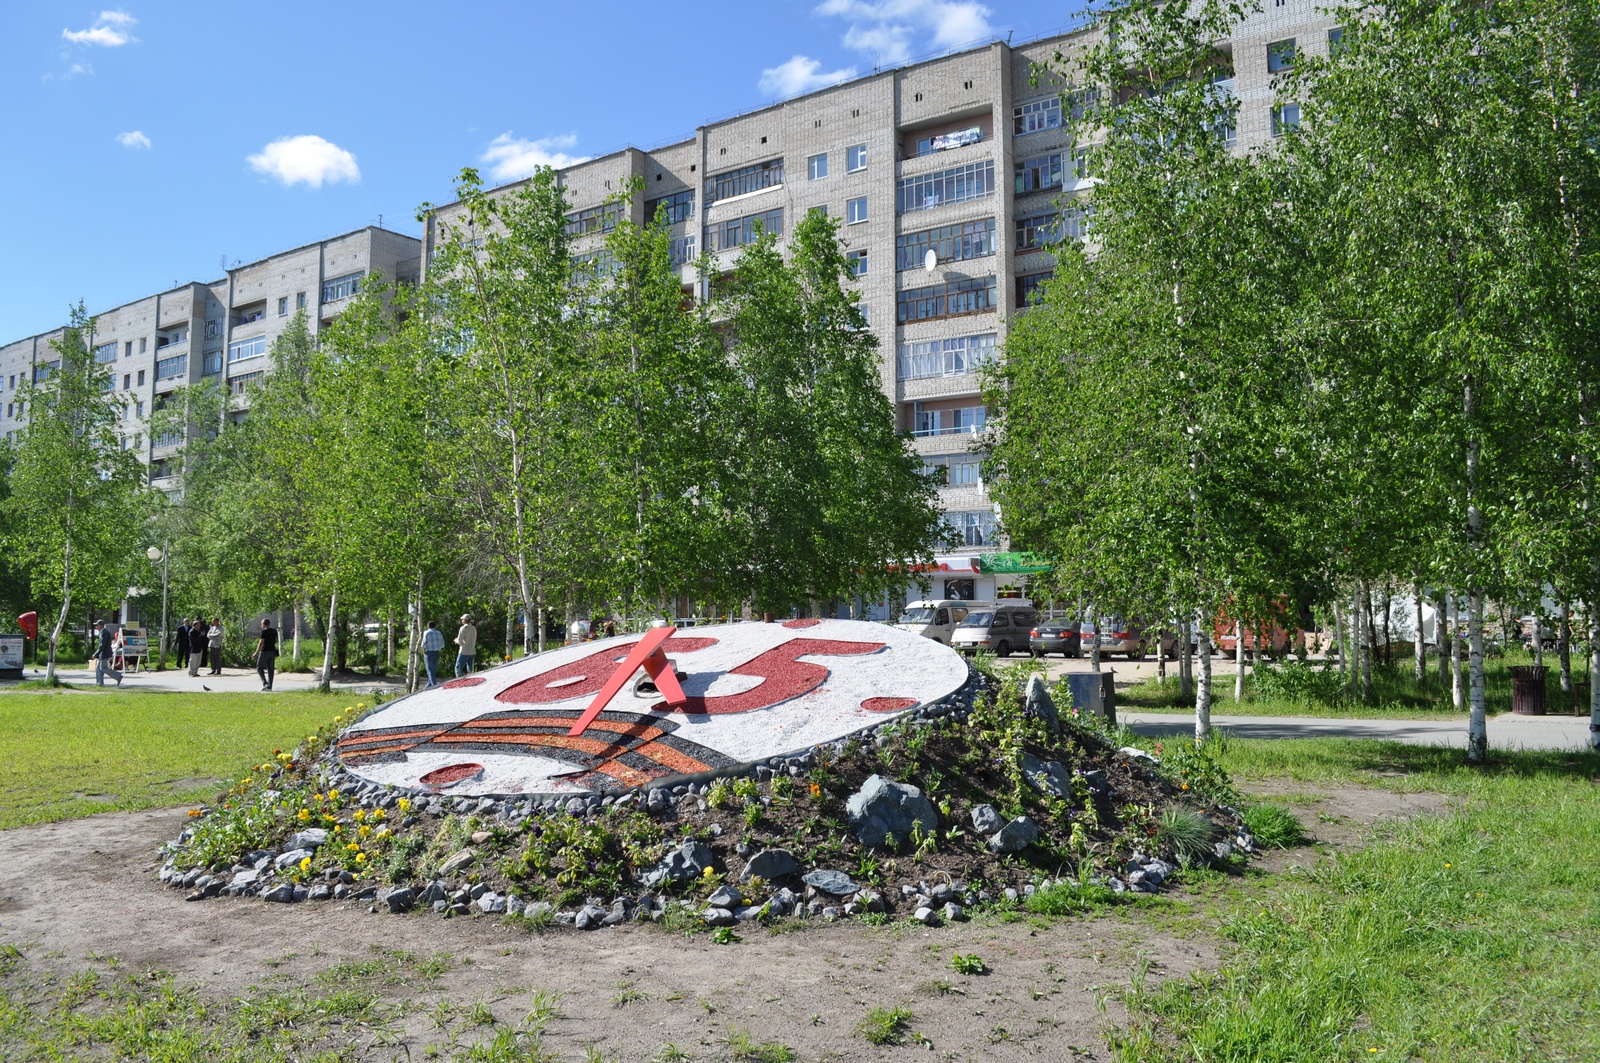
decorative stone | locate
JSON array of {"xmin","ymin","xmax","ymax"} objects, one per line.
[
  {"xmin": 438, "ymin": 848, "xmax": 476, "ymax": 876},
  {"xmin": 739, "ymin": 848, "xmax": 800, "ymax": 883},
  {"xmin": 477, "ymin": 892, "xmax": 507, "ymax": 914},
  {"xmin": 988, "ymin": 816, "xmax": 1039, "ymax": 854},
  {"xmin": 574, "ymin": 904, "xmax": 608, "ymax": 930},
  {"xmin": 802, "ymin": 869, "xmax": 858, "ymax": 896},
  {"xmin": 970, "ymin": 804, "xmax": 1003, "ymax": 834},
  {"xmin": 1024, "ymin": 674, "xmax": 1060, "ymax": 732},
  {"xmin": 706, "ymin": 885, "xmax": 744, "ymax": 909},
  {"xmin": 261, "ymin": 884, "xmax": 296, "ymax": 903},
  {"xmin": 943, "ymin": 902, "xmax": 965, "ymax": 921},
  {"xmin": 645, "ymin": 839, "xmax": 715, "ymax": 887},
  {"xmin": 913, "ymin": 906, "xmax": 937, "ymax": 925},
  {"xmin": 381, "ymin": 887, "xmax": 417, "ymax": 913},
  {"xmin": 1019, "ymin": 753, "xmax": 1072, "ymax": 798},
  {"xmin": 229, "ymin": 869, "xmax": 261, "ymax": 889},
  {"xmin": 702, "ymin": 907, "xmax": 736, "ymax": 927},
  {"xmin": 845, "ymin": 775, "xmax": 937, "ymax": 849},
  {"xmin": 288, "ymin": 828, "xmax": 328, "ymax": 850},
  {"xmin": 274, "ymin": 848, "xmax": 314, "ymax": 870}
]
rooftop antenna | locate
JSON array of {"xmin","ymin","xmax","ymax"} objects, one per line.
[{"xmin": 378, "ymin": 213, "xmax": 383, "ymax": 229}]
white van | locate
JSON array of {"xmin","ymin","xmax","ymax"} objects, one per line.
[{"xmin": 895, "ymin": 599, "xmax": 991, "ymax": 645}]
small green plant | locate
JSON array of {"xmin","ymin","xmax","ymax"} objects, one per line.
[
  {"xmin": 909, "ymin": 820, "xmax": 938, "ymax": 860},
  {"xmin": 742, "ymin": 802, "xmax": 763, "ymax": 828},
  {"xmin": 769, "ymin": 775, "xmax": 794, "ymax": 801},
  {"xmin": 712, "ymin": 925, "xmax": 740, "ymax": 945},
  {"xmin": 1241, "ymin": 803, "xmax": 1308, "ymax": 848},
  {"xmin": 857, "ymin": 1005, "xmax": 915, "ymax": 1046},
  {"xmin": 1158, "ymin": 738, "xmax": 1240, "ymax": 803},
  {"xmin": 1024, "ymin": 880, "xmax": 1120, "ymax": 916},
  {"xmin": 1157, "ymin": 806, "xmax": 1221, "ymax": 862},
  {"xmin": 525, "ymin": 987, "xmax": 562, "ymax": 1029},
  {"xmin": 723, "ymin": 1026, "xmax": 796, "ymax": 1062},
  {"xmin": 707, "ymin": 780, "xmax": 734, "ymax": 809},
  {"xmin": 653, "ymin": 1045, "xmax": 693, "ymax": 1063},
  {"xmin": 732, "ymin": 776, "xmax": 760, "ymax": 803},
  {"xmin": 951, "ymin": 953, "xmax": 988, "ymax": 975},
  {"xmin": 612, "ymin": 980, "xmax": 643, "ymax": 1006}
]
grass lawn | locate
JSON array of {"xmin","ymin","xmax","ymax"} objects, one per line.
[
  {"xmin": 1119, "ymin": 648, "xmax": 1582, "ymax": 719},
  {"xmin": 0, "ymin": 689, "xmax": 349, "ymax": 830},
  {"xmin": 1112, "ymin": 739, "xmax": 1600, "ymax": 1061}
]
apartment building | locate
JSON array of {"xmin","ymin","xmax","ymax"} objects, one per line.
[
  {"xmin": 420, "ymin": 1, "xmax": 1336, "ymax": 606},
  {"xmin": 0, "ymin": 227, "xmax": 420, "ymax": 492}
]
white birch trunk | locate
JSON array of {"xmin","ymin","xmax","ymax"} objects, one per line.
[
  {"xmin": 1233, "ymin": 620, "xmax": 1244, "ymax": 702},
  {"xmin": 1451, "ymin": 599, "xmax": 1465, "ymax": 710},
  {"xmin": 1333, "ymin": 602, "xmax": 1347, "ymax": 677},
  {"xmin": 292, "ymin": 605, "xmax": 302, "ymax": 663},
  {"xmin": 1467, "ymin": 587, "xmax": 1488, "ymax": 761},
  {"xmin": 1195, "ymin": 626, "xmax": 1213, "ymax": 742},
  {"xmin": 317, "ymin": 587, "xmax": 338, "ymax": 693},
  {"xmin": 1413, "ymin": 582, "xmax": 1426, "ymax": 682},
  {"xmin": 1558, "ymin": 600, "xmax": 1572, "ymax": 701},
  {"xmin": 1589, "ymin": 605, "xmax": 1599, "ymax": 750},
  {"xmin": 1532, "ymin": 614, "xmax": 1543, "ymax": 668}
]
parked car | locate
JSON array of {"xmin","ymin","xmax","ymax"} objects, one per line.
[
  {"xmin": 895, "ymin": 599, "xmax": 990, "ymax": 646},
  {"xmin": 1029, "ymin": 619, "xmax": 1082, "ymax": 658},
  {"xmin": 1093, "ymin": 615, "xmax": 1148, "ymax": 659},
  {"xmin": 951, "ymin": 603, "xmax": 1039, "ymax": 657}
]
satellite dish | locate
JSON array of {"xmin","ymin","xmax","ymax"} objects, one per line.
[{"xmin": 924, "ymin": 248, "xmax": 937, "ymax": 272}]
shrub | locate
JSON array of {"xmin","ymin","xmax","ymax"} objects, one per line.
[
  {"xmin": 1158, "ymin": 739, "xmax": 1239, "ymax": 804},
  {"xmin": 1252, "ymin": 661, "xmax": 1347, "ymax": 704},
  {"xmin": 1156, "ymin": 807, "xmax": 1219, "ymax": 862},
  {"xmin": 1241, "ymin": 803, "xmax": 1307, "ymax": 848}
]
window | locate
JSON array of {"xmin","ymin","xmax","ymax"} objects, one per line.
[
  {"xmin": 278, "ymin": 296, "xmax": 288, "ymax": 316},
  {"xmin": 897, "ymin": 160, "xmax": 996, "ymax": 213},
  {"xmin": 897, "ymin": 332, "xmax": 996, "ymax": 379},
  {"xmin": 940, "ymin": 461, "xmax": 979, "ymax": 486},
  {"xmin": 35, "ymin": 361, "xmax": 58, "ymax": 382},
  {"xmin": 853, "ymin": 302, "xmax": 870, "ymax": 327},
  {"xmin": 1267, "ymin": 38, "xmax": 1296, "ymax": 73},
  {"xmin": 296, "ymin": 292, "xmax": 306, "ymax": 310},
  {"xmin": 136, "ymin": 401, "xmax": 144, "ymax": 417},
  {"xmin": 137, "ymin": 369, "xmax": 146, "ymax": 385},
  {"xmin": 234, "ymin": 308, "xmax": 264, "ymax": 325},
  {"xmin": 139, "ymin": 337, "xmax": 147, "ymax": 353},
  {"xmin": 807, "ymin": 153, "xmax": 828, "ymax": 180},
  {"xmin": 958, "ymin": 511, "xmax": 995, "ymax": 546},
  {"xmin": 228, "ymin": 335, "xmax": 267, "ymax": 363},
  {"xmin": 1015, "ymin": 212, "xmax": 1062, "ymax": 251},
  {"xmin": 1271, "ymin": 103, "xmax": 1301, "ymax": 136},
  {"xmin": 155, "ymin": 354, "xmax": 187, "ymax": 381},
  {"xmin": 668, "ymin": 235, "xmax": 697, "ymax": 267},
  {"xmin": 124, "ymin": 341, "xmax": 132, "ymax": 358},
  {"xmin": 1013, "ymin": 96, "xmax": 1062, "ymax": 135},
  {"xmin": 204, "ymin": 318, "xmax": 223, "ymax": 340},
  {"xmin": 846, "ymin": 144, "xmax": 867, "ymax": 172},
  {"xmin": 896, "ymin": 219, "xmax": 997, "ymax": 270},
  {"xmin": 93, "ymin": 342, "xmax": 117, "ymax": 363},
  {"xmin": 846, "ymin": 196, "xmax": 868, "ymax": 224},
  {"xmin": 1017, "ymin": 272, "xmax": 1052, "ymax": 306},
  {"xmin": 122, "ymin": 374, "xmax": 130, "ymax": 389},
  {"xmin": 1015, "ymin": 152, "xmax": 1065, "ymax": 195},
  {"xmin": 153, "ymin": 430, "xmax": 182, "ymax": 448},
  {"xmin": 808, "ymin": 205, "xmax": 828, "ymax": 218},
  {"xmin": 1328, "ymin": 27, "xmax": 1345, "ymax": 55},
  {"xmin": 708, "ymin": 158, "xmax": 784, "ymax": 203},
  {"xmin": 896, "ymin": 276, "xmax": 997, "ymax": 322},
  {"xmin": 914, "ymin": 127, "xmax": 982, "ymax": 155},
  {"xmin": 707, "ymin": 208, "xmax": 784, "ymax": 251},
  {"xmin": 847, "ymin": 249, "xmax": 868, "ymax": 276},
  {"xmin": 229, "ymin": 371, "xmax": 263, "ymax": 396},
  {"xmin": 645, "ymin": 189, "xmax": 695, "ymax": 224},
  {"xmin": 565, "ymin": 203, "xmax": 622, "ymax": 236},
  {"xmin": 1062, "ymin": 206, "xmax": 1093, "ymax": 240},
  {"xmin": 321, "ymin": 272, "xmax": 364, "ymax": 302},
  {"xmin": 574, "ymin": 250, "xmax": 619, "ymax": 279},
  {"xmin": 912, "ymin": 403, "xmax": 986, "ymax": 436},
  {"xmin": 202, "ymin": 351, "xmax": 222, "ymax": 376}
]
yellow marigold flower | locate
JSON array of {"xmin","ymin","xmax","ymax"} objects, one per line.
[
  {"xmin": 701, "ymin": 865, "xmax": 714, "ymax": 878},
  {"xmin": 346, "ymin": 842, "xmax": 359, "ymax": 851},
  {"xmin": 809, "ymin": 783, "xmax": 822, "ymax": 798},
  {"xmin": 371, "ymin": 808, "xmax": 385, "ymax": 820},
  {"xmin": 327, "ymin": 790, "xmax": 339, "ymax": 801},
  {"xmin": 299, "ymin": 857, "xmax": 311, "ymax": 872},
  {"xmin": 376, "ymin": 827, "xmax": 391, "ymax": 839},
  {"xmin": 358, "ymin": 825, "xmax": 371, "ymax": 838},
  {"xmin": 356, "ymin": 702, "xmax": 366, "ymax": 709},
  {"xmin": 355, "ymin": 852, "xmax": 366, "ymax": 863},
  {"xmin": 297, "ymin": 809, "xmax": 311, "ymax": 822},
  {"xmin": 397, "ymin": 798, "xmax": 412, "ymax": 813},
  {"xmin": 352, "ymin": 809, "xmax": 365, "ymax": 821}
]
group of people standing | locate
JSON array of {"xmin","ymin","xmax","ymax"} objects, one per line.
[
  {"xmin": 173, "ymin": 617, "xmax": 225, "ymax": 677},
  {"xmin": 420, "ymin": 614, "xmax": 477, "ymax": 688}
]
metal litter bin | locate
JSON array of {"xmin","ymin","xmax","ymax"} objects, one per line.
[
  {"xmin": 1066, "ymin": 671, "xmax": 1117, "ymax": 725},
  {"xmin": 1508, "ymin": 665, "xmax": 1547, "ymax": 716}
]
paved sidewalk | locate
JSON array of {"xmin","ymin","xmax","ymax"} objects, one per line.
[
  {"xmin": 17, "ymin": 664, "xmax": 402, "ymax": 696},
  {"xmin": 1124, "ymin": 710, "xmax": 1596, "ymax": 752}
]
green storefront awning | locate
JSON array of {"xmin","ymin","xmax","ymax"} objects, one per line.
[{"xmin": 977, "ymin": 552, "xmax": 1053, "ymax": 575}]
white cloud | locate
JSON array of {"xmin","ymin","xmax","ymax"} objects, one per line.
[
  {"xmin": 62, "ymin": 10, "xmax": 137, "ymax": 47},
  {"xmin": 815, "ymin": 0, "xmax": 993, "ymax": 64},
  {"xmin": 116, "ymin": 130, "xmax": 151, "ymax": 149},
  {"xmin": 247, "ymin": 135, "xmax": 360, "ymax": 188},
  {"xmin": 759, "ymin": 55, "xmax": 858, "ymax": 97},
  {"xmin": 480, "ymin": 132, "xmax": 588, "ymax": 182}
]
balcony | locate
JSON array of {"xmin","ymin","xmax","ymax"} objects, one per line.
[{"xmin": 910, "ymin": 430, "xmax": 985, "ymax": 457}]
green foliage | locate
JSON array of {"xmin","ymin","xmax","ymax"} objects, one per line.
[
  {"xmin": 502, "ymin": 807, "xmax": 665, "ymax": 898},
  {"xmin": 722, "ymin": 1026, "xmax": 796, "ymax": 1062},
  {"xmin": 1240, "ymin": 803, "xmax": 1308, "ymax": 849},
  {"xmin": 950, "ymin": 953, "xmax": 988, "ymax": 976},
  {"xmin": 1155, "ymin": 807, "xmax": 1219, "ymax": 863},
  {"xmin": 856, "ymin": 1005, "xmax": 915, "ymax": 1046},
  {"xmin": 1023, "ymin": 880, "xmax": 1122, "ymax": 917},
  {"xmin": 1251, "ymin": 662, "xmax": 1350, "ymax": 704},
  {"xmin": 1157, "ymin": 738, "xmax": 1240, "ymax": 805}
]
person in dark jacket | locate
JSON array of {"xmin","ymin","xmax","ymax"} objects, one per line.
[
  {"xmin": 187, "ymin": 621, "xmax": 206, "ymax": 677},
  {"xmin": 173, "ymin": 617, "xmax": 190, "ymax": 670}
]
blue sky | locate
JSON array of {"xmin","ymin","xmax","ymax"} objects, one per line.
[{"xmin": 0, "ymin": 1, "xmax": 1080, "ymax": 343}]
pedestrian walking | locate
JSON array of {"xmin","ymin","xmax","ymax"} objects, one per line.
[
  {"xmin": 187, "ymin": 620, "xmax": 206, "ymax": 677},
  {"xmin": 454, "ymin": 614, "xmax": 478, "ymax": 676},
  {"xmin": 92, "ymin": 620, "xmax": 123, "ymax": 687},
  {"xmin": 173, "ymin": 617, "xmax": 190, "ymax": 670},
  {"xmin": 422, "ymin": 620, "xmax": 444, "ymax": 687},
  {"xmin": 254, "ymin": 618, "xmax": 279, "ymax": 691},
  {"xmin": 207, "ymin": 618, "xmax": 224, "ymax": 675}
]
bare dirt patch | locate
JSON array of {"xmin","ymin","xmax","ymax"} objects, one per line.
[
  {"xmin": 1237, "ymin": 778, "xmax": 1459, "ymax": 872},
  {"xmin": 0, "ymin": 808, "xmax": 1217, "ymax": 1061}
]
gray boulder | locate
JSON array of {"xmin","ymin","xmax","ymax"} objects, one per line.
[
  {"xmin": 574, "ymin": 904, "xmax": 608, "ymax": 930},
  {"xmin": 803, "ymin": 869, "xmax": 858, "ymax": 896},
  {"xmin": 476, "ymin": 892, "xmax": 507, "ymax": 914},
  {"xmin": 438, "ymin": 848, "xmax": 477, "ymax": 876},
  {"xmin": 913, "ymin": 905, "xmax": 937, "ymax": 925},
  {"xmin": 1019, "ymin": 753, "xmax": 1072, "ymax": 798},
  {"xmin": 381, "ymin": 887, "xmax": 418, "ymax": 913},
  {"xmin": 261, "ymin": 884, "xmax": 297, "ymax": 903},
  {"xmin": 1024, "ymin": 674, "xmax": 1060, "ymax": 732},
  {"xmin": 645, "ymin": 839, "xmax": 715, "ymax": 887},
  {"xmin": 739, "ymin": 848, "xmax": 801, "ymax": 883},
  {"xmin": 229, "ymin": 868, "xmax": 261, "ymax": 889},
  {"xmin": 987, "ymin": 816, "xmax": 1039, "ymax": 854},
  {"xmin": 706, "ymin": 884, "xmax": 744, "ymax": 909},
  {"xmin": 274, "ymin": 848, "xmax": 314, "ymax": 870},
  {"xmin": 702, "ymin": 907, "xmax": 736, "ymax": 927},
  {"xmin": 845, "ymin": 774, "xmax": 937, "ymax": 849},
  {"xmin": 970, "ymin": 804, "xmax": 1003, "ymax": 835},
  {"xmin": 288, "ymin": 828, "xmax": 328, "ymax": 850}
]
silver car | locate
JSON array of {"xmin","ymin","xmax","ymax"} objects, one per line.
[{"xmin": 951, "ymin": 607, "xmax": 1039, "ymax": 657}]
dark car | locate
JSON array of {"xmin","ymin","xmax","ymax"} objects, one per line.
[{"xmin": 1029, "ymin": 620, "xmax": 1082, "ymax": 658}]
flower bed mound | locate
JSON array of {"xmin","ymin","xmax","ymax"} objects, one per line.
[{"xmin": 159, "ymin": 669, "xmax": 1258, "ymax": 927}]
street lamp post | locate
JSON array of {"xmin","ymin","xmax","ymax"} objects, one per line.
[{"xmin": 146, "ymin": 545, "xmax": 168, "ymax": 670}]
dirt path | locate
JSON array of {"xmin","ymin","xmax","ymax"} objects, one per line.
[{"xmin": 0, "ymin": 808, "xmax": 1215, "ymax": 1061}]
